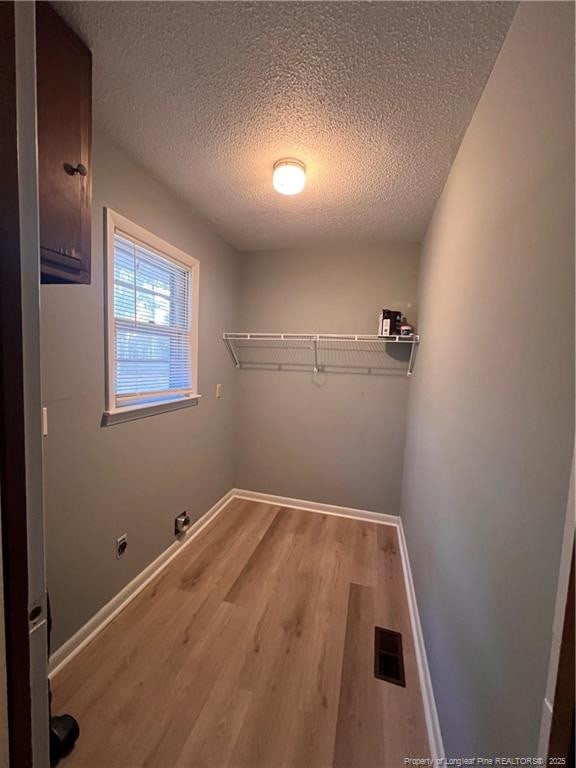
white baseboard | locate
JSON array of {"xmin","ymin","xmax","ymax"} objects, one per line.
[
  {"xmin": 232, "ymin": 488, "xmax": 401, "ymax": 527},
  {"xmin": 48, "ymin": 488, "xmax": 237, "ymax": 678},
  {"xmin": 48, "ymin": 486, "xmax": 444, "ymax": 760},
  {"xmin": 398, "ymin": 518, "xmax": 445, "ymax": 761}
]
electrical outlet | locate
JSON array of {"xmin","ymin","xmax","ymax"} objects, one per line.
[
  {"xmin": 216, "ymin": 383, "xmax": 223, "ymax": 399},
  {"xmin": 116, "ymin": 534, "xmax": 128, "ymax": 559},
  {"xmin": 174, "ymin": 511, "xmax": 191, "ymax": 536}
]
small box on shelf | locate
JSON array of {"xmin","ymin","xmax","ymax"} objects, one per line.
[{"xmin": 378, "ymin": 309, "xmax": 403, "ymax": 337}]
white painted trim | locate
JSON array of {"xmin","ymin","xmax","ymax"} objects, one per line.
[
  {"xmin": 231, "ymin": 488, "xmax": 401, "ymax": 527},
  {"xmin": 48, "ymin": 487, "xmax": 444, "ymax": 761},
  {"xmin": 103, "ymin": 207, "xmax": 200, "ymax": 417},
  {"xmin": 538, "ymin": 698, "xmax": 554, "ymax": 760},
  {"xmin": 397, "ymin": 519, "xmax": 445, "ymax": 761},
  {"xmin": 48, "ymin": 488, "xmax": 236, "ymax": 678},
  {"xmin": 102, "ymin": 394, "xmax": 201, "ymax": 426}
]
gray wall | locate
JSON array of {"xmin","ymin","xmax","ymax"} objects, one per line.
[
  {"xmin": 401, "ymin": 2, "xmax": 574, "ymax": 757},
  {"xmin": 236, "ymin": 244, "xmax": 419, "ymax": 513},
  {"xmin": 41, "ymin": 129, "xmax": 240, "ymax": 650}
]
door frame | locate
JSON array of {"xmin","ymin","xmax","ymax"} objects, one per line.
[
  {"xmin": 538, "ymin": 450, "xmax": 575, "ymax": 759},
  {"xmin": 0, "ymin": 1, "xmax": 50, "ymax": 765},
  {"xmin": 548, "ymin": 546, "xmax": 574, "ymax": 760}
]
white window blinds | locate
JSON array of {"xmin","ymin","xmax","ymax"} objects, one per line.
[{"xmin": 111, "ymin": 232, "xmax": 194, "ymax": 408}]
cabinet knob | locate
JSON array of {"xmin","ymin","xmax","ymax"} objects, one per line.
[{"xmin": 63, "ymin": 162, "xmax": 88, "ymax": 177}]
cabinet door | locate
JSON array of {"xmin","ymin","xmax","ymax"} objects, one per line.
[{"xmin": 36, "ymin": 1, "xmax": 92, "ymax": 284}]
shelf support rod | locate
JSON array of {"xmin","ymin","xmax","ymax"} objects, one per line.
[
  {"xmin": 224, "ymin": 336, "xmax": 241, "ymax": 368},
  {"xmin": 313, "ymin": 338, "xmax": 319, "ymax": 373},
  {"xmin": 407, "ymin": 339, "xmax": 418, "ymax": 377}
]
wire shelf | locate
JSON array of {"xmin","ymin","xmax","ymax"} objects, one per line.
[{"xmin": 223, "ymin": 333, "xmax": 420, "ymax": 377}]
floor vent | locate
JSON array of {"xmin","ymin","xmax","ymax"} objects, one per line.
[{"xmin": 374, "ymin": 627, "xmax": 406, "ymax": 687}]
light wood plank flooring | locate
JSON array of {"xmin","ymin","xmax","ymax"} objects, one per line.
[{"xmin": 52, "ymin": 499, "xmax": 429, "ymax": 767}]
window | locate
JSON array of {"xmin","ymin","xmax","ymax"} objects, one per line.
[{"xmin": 104, "ymin": 209, "xmax": 200, "ymax": 424}]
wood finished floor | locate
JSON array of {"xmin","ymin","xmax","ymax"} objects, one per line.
[{"xmin": 52, "ymin": 499, "xmax": 429, "ymax": 767}]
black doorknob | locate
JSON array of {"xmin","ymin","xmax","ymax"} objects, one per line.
[{"xmin": 63, "ymin": 162, "xmax": 88, "ymax": 177}]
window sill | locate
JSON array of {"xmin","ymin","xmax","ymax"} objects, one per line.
[{"xmin": 102, "ymin": 394, "xmax": 201, "ymax": 426}]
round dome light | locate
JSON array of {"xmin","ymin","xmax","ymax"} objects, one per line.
[{"xmin": 272, "ymin": 158, "xmax": 306, "ymax": 196}]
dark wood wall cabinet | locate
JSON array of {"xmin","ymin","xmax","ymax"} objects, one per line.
[{"xmin": 36, "ymin": 1, "xmax": 92, "ymax": 284}]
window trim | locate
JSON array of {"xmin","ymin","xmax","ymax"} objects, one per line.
[{"xmin": 103, "ymin": 207, "xmax": 200, "ymax": 424}]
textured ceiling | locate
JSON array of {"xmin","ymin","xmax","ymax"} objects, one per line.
[{"xmin": 54, "ymin": 1, "xmax": 516, "ymax": 251}]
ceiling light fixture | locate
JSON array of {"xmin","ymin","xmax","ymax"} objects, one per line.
[{"xmin": 272, "ymin": 158, "xmax": 306, "ymax": 196}]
